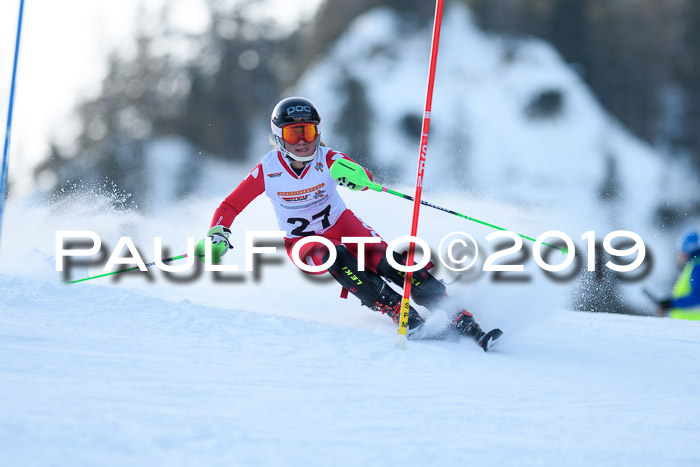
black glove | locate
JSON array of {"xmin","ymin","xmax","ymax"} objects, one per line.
[{"xmin": 335, "ymin": 176, "xmax": 363, "ymax": 191}]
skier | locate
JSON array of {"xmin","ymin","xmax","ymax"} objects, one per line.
[
  {"xmin": 655, "ymin": 229, "xmax": 700, "ymax": 320},
  {"xmin": 195, "ymin": 96, "xmax": 502, "ymax": 350}
]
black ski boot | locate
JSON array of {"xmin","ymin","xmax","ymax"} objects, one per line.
[
  {"xmin": 370, "ymin": 282, "xmax": 426, "ymax": 335},
  {"xmin": 452, "ymin": 310, "xmax": 502, "ymax": 352},
  {"xmin": 377, "ymin": 251, "xmax": 502, "ymax": 348}
]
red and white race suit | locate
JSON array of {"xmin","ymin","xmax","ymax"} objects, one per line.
[{"xmin": 211, "ymin": 146, "xmax": 388, "ymax": 273}]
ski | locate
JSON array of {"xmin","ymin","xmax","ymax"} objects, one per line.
[{"xmin": 478, "ymin": 328, "xmax": 503, "ymax": 352}]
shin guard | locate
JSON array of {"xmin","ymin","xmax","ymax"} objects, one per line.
[{"xmin": 327, "ymin": 245, "xmax": 425, "ymax": 333}]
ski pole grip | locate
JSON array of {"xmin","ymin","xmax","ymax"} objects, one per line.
[{"xmin": 330, "ymin": 159, "xmax": 383, "ymax": 192}]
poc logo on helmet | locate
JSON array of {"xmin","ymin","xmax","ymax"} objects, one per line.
[{"xmin": 287, "ymin": 105, "xmax": 312, "ymax": 115}]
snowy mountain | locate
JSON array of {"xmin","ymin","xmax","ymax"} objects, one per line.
[
  {"xmin": 293, "ymin": 4, "xmax": 694, "ymax": 212},
  {"xmin": 2, "ymin": 3, "xmax": 700, "ymax": 465}
]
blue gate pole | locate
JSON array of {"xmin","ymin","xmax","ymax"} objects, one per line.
[{"xmin": 0, "ymin": 0, "xmax": 26, "ymax": 252}]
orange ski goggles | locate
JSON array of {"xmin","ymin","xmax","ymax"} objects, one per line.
[{"xmin": 281, "ymin": 123, "xmax": 318, "ymax": 145}]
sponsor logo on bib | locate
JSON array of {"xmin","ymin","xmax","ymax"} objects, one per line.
[{"xmin": 278, "ymin": 183, "xmax": 325, "ymax": 203}]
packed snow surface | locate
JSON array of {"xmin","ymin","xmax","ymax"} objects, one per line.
[{"xmin": 1, "ymin": 273, "xmax": 699, "ymax": 466}]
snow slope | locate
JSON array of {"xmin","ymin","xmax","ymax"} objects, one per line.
[
  {"xmin": 1, "ymin": 184, "xmax": 700, "ymax": 465},
  {"xmin": 2, "ymin": 272, "xmax": 700, "ymax": 466}
]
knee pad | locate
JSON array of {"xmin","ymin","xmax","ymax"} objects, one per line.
[{"xmin": 376, "ymin": 250, "xmax": 446, "ymax": 308}]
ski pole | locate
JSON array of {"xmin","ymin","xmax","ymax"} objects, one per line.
[
  {"xmin": 642, "ymin": 287, "xmax": 662, "ymax": 305},
  {"xmin": 64, "ymin": 254, "xmax": 190, "ymax": 284},
  {"xmin": 0, "ymin": 0, "xmax": 26, "ymax": 253},
  {"xmin": 330, "ymin": 158, "xmax": 568, "ymax": 254},
  {"xmin": 393, "ymin": 0, "xmax": 445, "ymax": 348}
]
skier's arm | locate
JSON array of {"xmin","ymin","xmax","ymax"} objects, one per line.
[
  {"xmin": 194, "ymin": 164, "xmax": 265, "ymax": 264},
  {"xmin": 327, "ymin": 151, "xmax": 374, "ymax": 191},
  {"xmin": 211, "ymin": 164, "xmax": 265, "ymax": 228}
]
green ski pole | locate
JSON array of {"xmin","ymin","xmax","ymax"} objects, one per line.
[
  {"xmin": 330, "ymin": 159, "xmax": 567, "ymax": 254},
  {"xmin": 64, "ymin": 254, "xmax": 190, "ymax": 284}
]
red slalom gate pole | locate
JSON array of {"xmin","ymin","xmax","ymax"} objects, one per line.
[{"xmin": 396, "ymin": 0, "xmax": 444, "ymax": 349}]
